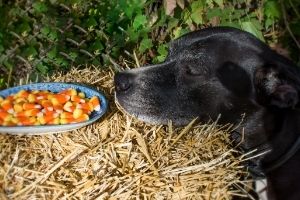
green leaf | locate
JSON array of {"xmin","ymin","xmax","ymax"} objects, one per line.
[
  {"xmin": 0, "ymin": 45, "xmax": 4, "ymax": 53},
  {"xmin": 3, "ymin": 60, "xmax": 13, "ymax": 70},
  {"xmin": 120, "ymin": 0, "xmax": 133, "ymax": 18},
  {"xmin": 69, "ymin": 52, "xmax": 78, "ymax": 60},
  {"xmin": 139, "ymin": 37, "xmax": 153, "ymax": 53},
  {"xmin": 156, "ymin": 9, "xmax": 168, "ymax": 26},
  {"xmin": 167, "ymin": 18, "xmax": 179, "ymax": 31},
  {"xmin": 48, "ymin": 30, "xmax": 58, "ymax": 41},
  {"xmin": 207, "ymin": 8, "xmax": 222, "ymax": 20},
  {"xmin": 133, "ymin": 15, "xmax": 147, "ymax": 30},
  {"xmin": 111, "ymin": 46, "xmax": 120, "ymax": 58},
  {"xmin": 47, "ymin": 47, "xmax": 57, "ymax": 59},
  {"xmin": 250, "ymin": 19, "xmax": 263, "ymax": 30},
  {"xmin": 33, "ymin": 2, "xmax": 48, "ymax": 13},
  {"xmin": 173, "ymin": 27, "xmax": 190, "ymax": 39},
  {"xmin": 0, "ymin": 78, "xmax": 5, "ymax": 89},
  {"xmin": 127, "ymin": 27, "xmax": 140, "ymax": 42},
  {"xmin": 120, "ymin": 0, "xmax": 146, "ymax": 18},
  {"xmin": 18, "ymin": 22, "xmax": 31, "ymax": 34},
  {"xmin": 231, "ymin": 9, "xmax": 246, "ymax": 19},
  {"xmin": 24, "ymin": 46, "xmax": 38, "ymax": 58},
  {"xmin": 156, "ymin": 55, "xmax": 166, "ymax": 63},
  {"xmin": 264, "ymin": 1, "xmax": 281, "ymax": 19},
  {"xmin": 36, "ymin": 63, "xmax": 49, "ymax": 74},
  {"xmin": 91, "ymin": 39, "xmax": 104, "ymax": 51},
  {"xmin": 55, "ymin": 57, "xmax": 68, "ymax": 67},
  {"xmin": 241, "ymin": 21, "xmax": 265, "ymax": 42},
  {"xmin": 156, "ymin": 44, "xmax": 168, "ymax": 62},
  {"xmin": 41, "ymin": 26, "xmax": 50, "ymax": 36},
  {"xmin": 190, "ymin": 0, "xmax": 204, "ymax": 24},
  {"xmin": 182, "ymin": 10, "xmax": 193, "ymax": 26},
  {"xmin": 265, "ymin": 18, "xmax": 274, "ymax": 29},
  {"xmin": 157, "ymin": 44, "xmax": 168, "ymax": 56},
  {"xmin": 220, "ymin": 21, "xmax": 240, "ymax": 29},
  {"xmin": 87, "ymin": 17, "xmax": 98, "ymax": 28},
  {"xmin": 213, "ymin": 0, "xmax": 224, "ymax": 8}
]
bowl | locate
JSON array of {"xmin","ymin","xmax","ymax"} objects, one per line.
[{"xmin": 0, "ymin": 82, "xmax": 108, "ymax": 135}]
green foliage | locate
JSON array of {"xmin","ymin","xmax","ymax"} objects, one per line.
[
  {"xmin": 279, "ymin": 0, "xmax": 300, "ymax": 64},
  {"xmin": 264, "ymin": 0, "xmax": 281, "ymax": 29},
  {"xmin": 0, "ymin": 0, "xmax": 299, "ymax": 89}
]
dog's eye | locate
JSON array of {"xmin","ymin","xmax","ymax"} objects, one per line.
[{"xmin": 185, "ymin": 66, "xmax": 201, "ymax": 76}]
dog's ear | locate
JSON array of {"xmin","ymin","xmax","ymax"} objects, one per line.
[
  {"xmin": 270, "ymin": 84, "xmax": 298, "ymax": 108},
  {"xmin": 217, "ymin": 62, "xmax": 252, "ymax": 97},
  {"xmin": 255, "ymin": 63, "xmax": 299, "ymax": 108}
]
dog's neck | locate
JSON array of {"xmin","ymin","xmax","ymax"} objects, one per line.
[
  {"xmin": 261, "ymin": 109, "xmax": 300, "ymax": 170},
  {"xmin": 260, "ymin": 109, "xmax": 300, "ymax": 199},
  {"xmin": 236, "ymin": 108, "xmax": 300, "ymax": 178}
]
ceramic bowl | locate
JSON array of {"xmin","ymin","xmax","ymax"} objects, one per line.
[{"xmin": 0, "ymin": 82, "xmax": 108, "ymax": 135}]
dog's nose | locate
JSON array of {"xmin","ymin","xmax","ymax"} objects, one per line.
[{"xmin": 114, "ymin": 72, "xmax": 132, "ymax": 92}]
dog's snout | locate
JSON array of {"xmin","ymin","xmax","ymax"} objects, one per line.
[{"xmin": 114, "ymin": 72, "xmax": 133, "ymax": 92}]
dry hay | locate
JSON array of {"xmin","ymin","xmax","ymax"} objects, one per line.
[{"xmin": 0, "ymin": 67, "xmax": 254, "ymax": 200}]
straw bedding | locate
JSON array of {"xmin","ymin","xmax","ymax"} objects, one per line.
[{"xmin": 0, "ymin": 67, "xmax": 254, "ymax": 199}]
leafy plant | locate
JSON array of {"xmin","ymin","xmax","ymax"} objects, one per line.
[{"xmin": 0, "ymin": 0, "xmax": 298, "ymax": 89}]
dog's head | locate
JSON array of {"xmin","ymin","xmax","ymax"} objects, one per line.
[{"xmin": 115, "ymin": 27, "xmax": 300, "ymax": 126}]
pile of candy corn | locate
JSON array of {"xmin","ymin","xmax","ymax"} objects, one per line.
[{"xmin": 0, "ymin": 88, "xmax": 101, "ymax": 126}]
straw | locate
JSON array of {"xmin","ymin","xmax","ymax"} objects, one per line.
[{"xmin": 0, "ymin": 67, "xmax": 255, "ymax": 199}]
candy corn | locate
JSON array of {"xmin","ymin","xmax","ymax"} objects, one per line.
[
  {"xmin": 27, "ymin": 93, "xmax": 37, "ymax": 103},
  {"xmin": 71, "ymin": 95, "xmax": 85, "ymax": 103},
  {"xmin": 0, "ymin": 88, "xmax": 101, "ymax": 126},
  {"xmin": 73, "ymin": 108, "xmax": 83, "ymax": 119},
  {"xmin": 15, "ymin": 97, "xmax": 27, "ymax": 104},
  {"xmin": 0, "ymin": 109, "xmax": 13, "ymax": 121},
  {"xmin": 16, "ymin": 90, "xmax": 29, "ymax": 98},
  {"xmin": 36, "ymin": 91, "xmax": 49, "ymax": 100},
  {"xmin": 90, "ymin": 96, "xmax": 101, "ymax": 111},
  {"xmin": 60, "ymin": 117, "xmax": 72, "ymax": 125},
  {"xmin": 17, "ymin": 117, "xmax": 36, "ymax": 126},
  {"xmin": 1, "ymin": 100, "xmax": 14, "ymax": 114},
  {"xmin": 74, "ymin": 114, "xmax": 89, "ymax": 123},
  {"xmin": 15, "ymin": 108, "xmax": 41, "ymax": 117},
  {"xmin": 50, "ymin": 94, "xmax": 70, "ymax": 105},
  {"xmin": 42, "ymin": 109, "xmax": 59, "ymax": 117},
  {"xmin": 78, "ymin": 92, "xmax": 85, "ymax": 98},
  {"xmin": 76, "ymin": 102, "xmax": 93, "ymax": 112},
  {"xmin": 6, "ymin": 96, "xmax": 14, "ymax": 101},
  {"xmin": 11, "ymin": 117, "xmax": 18, "ymax": 124},
  {"xmin": 2, "ymin": 121, "xmax": 17, "ymax": 126},
  {"xmin": 63, "ymin": 101, "xmax": 76, "ymax": 112},
  {"xmin": 38, "ymin": 113, "xmax": 58, "ymax": 125},
  {"xmin": 59, "ymin": 88, "xmax": 77, "ymax": 96},
  {"xmin": 13, "ymin": 103, "xmax": 24, "ymax": 113},
  {"xmin": 53, "ymin": 104, "xmax": 63, "ymax": 113},
  {"xmin": 47, "ymin": 118, "xmax": 60, "ymax": 125},
  {"xmin": 23, "ymin": 103, "xmax": 42, "ymax": 110},
  {"xmin": 40, "ymin": 100, "xmax": 53, "ymax": 111},
  {"xmin": 60, "ymin": 112, "xmax": 74, "ymax": 119}
]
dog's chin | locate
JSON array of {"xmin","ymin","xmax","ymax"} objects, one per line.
[
  {"xmin": 121, "ymin": 110, "xmax": 191, "ymax": 126},
  {"xmin": 116, "ymin": 97, "xmax": 165, "ymax": 125},
  {"xmin": 115, "ymin": 96, "xmax": 192, "ymax": 126}
]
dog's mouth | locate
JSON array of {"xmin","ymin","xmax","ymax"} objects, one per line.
[
  {"xmin": 115, "ymin": 92, "xmax": 165, "ymax": 124},
  {"xmin": 115, "ymin": 91, "xmax": 201, "ymax": 126}
]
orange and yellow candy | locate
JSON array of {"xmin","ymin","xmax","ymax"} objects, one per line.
[{"xmin": 0, "ymin": 88, "xmax": 101, "ymax": 126}]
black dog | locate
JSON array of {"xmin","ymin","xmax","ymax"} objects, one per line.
[{"xmin": 114, "ymin": 27, "xmax": 300, "ymax": 200}]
